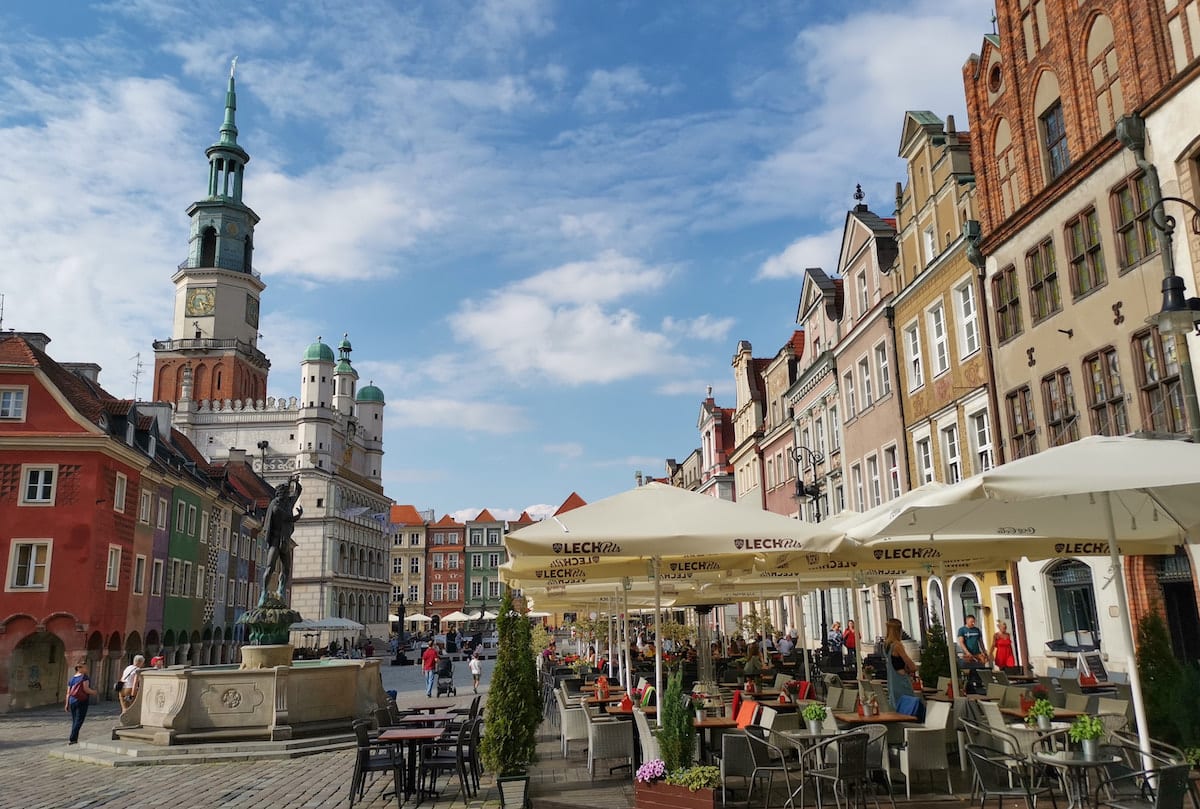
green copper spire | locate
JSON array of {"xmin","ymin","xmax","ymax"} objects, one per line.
[{"xmin": 219, "ymin": 57, "xmax": 239, "ymax": 147}]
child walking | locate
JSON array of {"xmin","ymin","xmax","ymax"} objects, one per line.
[{"xmin": 468, "ymin": 651, "xmax": 482, "ymax": 693}]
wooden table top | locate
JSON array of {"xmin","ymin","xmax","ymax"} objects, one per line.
[
  {"xmin": 1000, "ymin": 707, "xmax": 1085, "ymax": 720},
  {"xmin": 834, "ymin": 711, "xmax": 917, "ymax": 724},
  {"xmin": 389, "ymin": 713, "xmax": 457, "ymax": 724},
  {"xmin": 695, "ymin": 717, "xmax": 737, "ymax": 729},
  {"xmin": 585, "ymin": 695, "xmax": 627, "ymax": 705},
  {"xmin": 607, "ymin": 705, "xmax": 656, "ymax": 717},
  {"xmin": 379, "ymin": 727, "xmax": 446, "ymax": 742},
  {"xmin": 404, "ymin": 699, "xmax": 458, "ymax": 712}
]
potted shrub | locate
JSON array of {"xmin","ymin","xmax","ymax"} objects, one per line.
[
  {"xmin": 1069, "ymin": 715, "xmax": 1105, "ymax": 759},
  {"xmin": 802, "ymin": 702, "xmax": 828, "ymax": 734},
  {"xmin": 635, "ymin": 670, "xmax": 718, "ymax": 809},
  {"xmin": 481, "ymin": 590, "xmax": 540, "ymax": 807},
  {"xmin": 1026, "ymin": 698, "xmax": 1056, "ymax": 731},
  {"xmin": 918, "ymin": 621, "xmax": 951, "ymax": 690}
]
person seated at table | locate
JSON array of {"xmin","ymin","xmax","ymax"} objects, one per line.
[
  {"xmin": 742, "ymin": 641, "xmax": 764, "ymax": 686},
  {"xmin": 884, "ymin": 618, "xmax": 918, "ymax": 710},
  {"xmin": 642, "ymin": 640, "xmax": 657, "ymax": 659},
  {"xmin": 583, "ymin": 645, "xmax": 597, "ymax": 666},
  {"xmin": 777, "ymin": 632, "xmax": 795, "ymax": 656},
  {"xmin": 956, "ymin": 614, "xmax": 990, "ymax": 666},
  {"xmin": 542, "ymin": 640, "xmax": 557, "ymax": 663}
]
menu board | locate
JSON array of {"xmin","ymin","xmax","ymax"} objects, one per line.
[{"xmin": 1077, "ymin": 651, "xmax": 1108, "ymax": 683}]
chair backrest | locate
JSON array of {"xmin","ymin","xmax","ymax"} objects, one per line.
[
  {"xmin": 1095, "ymin": 712, "xmax": 1127, "ymax": 737},
  {"xmin": 633, "ymin": 709, "xmax": 660, "ymax": 760},
  {"xmin": 1060, "ymin": 676, "xmax": 1084, "ymax": 695},
  {"xmin": 831, "ymin": 731, "xmax": 870, "ymax": 780},
  {"xmin": 374, "ymin": 707, "xmax": 392, "ymax": 729},
  {"xmin": 858, "ymin": 723, "xmax": 889, "ymax": 770},
  {"xmin": 774, "ymin": 673, "xmax": 790, "ymax": 690},
  {"xmin": 1003, "ymin": 685, "xmax": 1028, "ymax": 708},
  {"xmin": 637, "ymin": 676, "xmax": 649, "ymax": 692},
  {"xmin": 1151, "ymin": 764, "xmax": 1192, "ymax": 809},
  {"xmin": 758, "ymin": 704, "xmax": 778, "ymax": 731},
  {"xmin": 352, "ymin": 718, "xmax": 372, "ymax": 749},
  {"xmin": 826, "ymin": 686, "xmax": 844, "ymax": 710},
  {"xmin": 986, "ymin": 683, "xmax": 1007, "ymax": 702},
  {"xmin": 978, "ymin": 699, "xmax": 1006, "ymax": 730},
  {"xmin": 936, "ymin": 676, "xmax": 952, "ymax": 694},
  {"xmin": 976, "ymin": 669, "xmax": 997, "ymax": 687},
  {"xmin": 923, "ymin": 700, "xmax": 951, "ymax": 732},
  {"xmin": 992, "ymin": 670, "xmax": 1010, "ymax": 685},
  {"xmin": 640, "ymin": 686, "xmax": 656, "ymax": 708},
  {"xmin": 967, "ymin": 744, "xmax": 1029, "ymax": 792},
  {"xmin": 1096, "ymin": 697, "xmax": 1128, "ymax": 717},
  {"xmin": 1065, "ymin": 693, "xmax": 1091, "ymax": 713},
  {"xmin": 743, "ymin": 725, "xmax": 784, "ymax": 768},
  {"xmin": 735, "ymin": 699, "xmax": 761, "ymax": 729}
]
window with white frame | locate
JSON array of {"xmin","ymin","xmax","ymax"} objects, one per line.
[
  {"xmin": 830, "ymin": 407, "xmax": 841, "ymax": 450},
  {"xmin": 923, "ymin": 227, "xmax": 937, "ymax": 265},
  {"xmin": 408, "ymin": 584, "xmax": 419, "ymax": 602},
  {"xmin": 904, "ymin": 324, "xmax": 924, "ymax": 390},
  {"xmin": 834, "ymin": 484, "xmax": 845, "ymax": 513},
  {"xmin": 814, "ymin": 417, "xmax": 826, "ymax": 455},
  {"xmin": 432, "ymin": 583, "xmax": 444, "ymax": 601},
  {"xmin": 151, "ymin": 559, "xmax": 164, "ymax": 596},
  {"xmin": 471, "ymin": 553, "xmax": 483, "ymax": 568},
  {"xmin": 8, "ymin": 540, "xmax": 51, "ymax": 590},
  {"xmin": 844, "ymin": 372, "xmax": 857, "ymax": 417},
  {"xmin": 410, "ymin": 557, "xmax": 420, "ymax": 574},
  {"xmin": 471, "ymin": 581, "xmax": 483, "ymax": 598},
  {"xmin": 928, "ymin": 303, "xmax": 950, "ymax": 376},
  {"xmin": 489, "ymin": 552, "xmax": 500, "ymax": 568},
  {"xmin": 158, "ymin": 498, "xmax": 168, "ymax": 530},
  {"xmin": 106, "ymin": 546, "xmax": 121, "ymax": 589},
  {"xmin": 449, "ymin": 554, "xmax": 460, "ymax": 570},
  {"xmin": 196, "ymin": 565, "xmax": 206, "ymax": 599},
  {"xmin": 884, "ymin": 445, "xmax": 901, "ymax": 499},
  {"xmin": 448, "ymin": 583, "xmax": 460, "ymax": 601},
  {"xmin": 915, "ymin": 437, "xmax": 934, "ymax": 484},
  {"xmin": 182, "ymin": 561, "xmax": 192, "ymax": 598},
  {"xmin": 858, "ymin": 271, "xmax": 869, "ymax": 316},
  {"xmin": 766, "ymin": 457, "xmax": 774, "ymax": 488},
  {"xmin": 187, "ymin": 505, "xmax": 197, "ymax": 536},
  {"xmin": 489, "ymin": 580, "xmax": 501, "ymax": 598},
  {"xmin": 875, "ymin": 344, "xmax": 891, "ymax": 396},
  {"xmin": 859, "ymin": 358, "xmax": 873, "ymax": 408},
  {"xmin": 168, "ymin": 559, "xmax": 180, "ymax": 595},
  {"xmin": 433, "ymin": 553, "xmax": 444, "ymax": 570},
  {"xmin": 851, "ymin": 464, "xmax": 865, "ymax": 511},
  {"xmin": 956, "ymin": 281, "xmax": 981, "ymax": 357},
  {"xmin": 0, "ymin": 386, "xmax": 27, "ymax": 420},
  {"xmin": 942, "ymin": 424, "xmax": 962, "ymax": 483},
  {"xmin": 226, "ymin": 573, "xmax": 234, "ymax": 605},
  {"xmin": 410, "ymin": 532, "xmax": 421, "ymax": 546},
  {"xmin": 393, "ymin": 557, "xmax": 404, "ymax": 574},
  {"xmin": 21, "ymin": 466, "xmax": 56, "ymax": 505},
  {"xmin": 133, "ymin": 554, "xmax": 146, "ymax": 595},
  {"xmin": 488, "ymin": 530, "xmax": 501, "ymax": 545},
  {"xmin": 113, "ymin": 473, "xmax": 127, "ymax": 513},
  {"xmin": 139, "ymin": 491, "xmax": 152, "ymax": 523},
  {"xmin": 175, "ymin": 502, "xmax": 186, "ymax": 533},
  {"xmin": 970, "ymin": 410, "xmax": 994, "ymax": 471},
  {"xmin": 866, "ymin": 455, "xmax": 882, "ymax": 507}
]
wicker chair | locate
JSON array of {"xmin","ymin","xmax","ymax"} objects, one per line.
[
  {"xmin": 585, "ymin": 713, "xmax": 632, "ymax": 780},
  {"xmin": 898, "ymin": 700, "xmax": 953, "ymax": 797},
  {"xmin": 557, "ymin": 689, "xmax": 589, "ymax": 758},
  {"xmin": 633, "ymin": 708, "xmax": 661, "ymax": 762}
]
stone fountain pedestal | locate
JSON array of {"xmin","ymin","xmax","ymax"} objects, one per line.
[{"xmin": 113, "ymin": 596, "xmax": 386, "ymax": 746}]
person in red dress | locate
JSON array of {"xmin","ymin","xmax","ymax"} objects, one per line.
[{"xmin": 992, "ymin": 621, "xmax": 1016, "ymax": 669}]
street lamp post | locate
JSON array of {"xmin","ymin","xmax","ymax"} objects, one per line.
[
  {"xmin": 1115, "ymin": 114, "xmax": 1200, "ymax": 443},
  {"xmin": 791, "ymin": 443, "xmax": 830, "ymax": 669}
]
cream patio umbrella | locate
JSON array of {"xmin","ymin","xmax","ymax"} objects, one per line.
[{"xmin": 846, "ymin": 435, "xmax": 1200, "ymax": 753}]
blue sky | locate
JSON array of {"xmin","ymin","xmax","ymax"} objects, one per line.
[{"xmin": 0, "ymin": 0, "xmax": 994, "ymax": 520}]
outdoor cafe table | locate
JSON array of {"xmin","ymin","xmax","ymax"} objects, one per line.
[
  {"xmin": 388, "ymin": 712, "xmax": 457, "ymax": 727},
  {"xmin": 833, "ymin": 711, "xmax": 917, "ymax": 725},
  {"xmin": 405, "ymin": 698, "xmax": 458, "ymax": 714},
  {"xmin": 1035, "ymin": 750, "xmax": 1121, "ymax": 809},
  {"xmin": 1001, "ymin": 707, "xmax": 1085, "ymax": 721},
  {"xmin": 379, "ymin": 727, "xmax": 447, "ymax": 801},
  {"xmin": 695, "ymin": 716, "xmax": 737, "ymax": 762}
]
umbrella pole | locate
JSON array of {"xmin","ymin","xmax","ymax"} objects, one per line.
[
  {"xmin": 623, "ymin": 585, "xmax": 632, "ymax": 694},
  {"xmin": 796, "ymin": 581, "xmax": 811, "ymax": 687},
  {"xmin": 653, "ymin": 558, "xmax": 664, "ymax": 727},
  {"xmin": 847, "ymin": 576, "xmax": 862, "ymax": 677},
  {"xmin": 940, "ymin": 566, "xmax": 962, "ymax": 698},
  {"xmin": 1103, "ymin": 492, "xmax": 1153, "ymax": 764}
]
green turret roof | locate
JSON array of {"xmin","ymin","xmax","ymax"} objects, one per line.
[
  {"xmin": 303, "ymin": 337, "xmax": 335, "ymax": 363},
  {"xmin": 356, "ymin": 382, "xmax": 385, "ymax": 403}
]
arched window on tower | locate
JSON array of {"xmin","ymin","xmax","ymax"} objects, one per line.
[{"xmin": 200, "ymin": 226, "xmax": 217, "ymax": 268}]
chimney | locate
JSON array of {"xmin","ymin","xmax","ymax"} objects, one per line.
[
  {"xmin": 62, "ymin": 362, "xmax": 102, "ymax": 384},
  {"xmin": 16, "ymin": 332, "xmax": 51, "ymax": 352},
  {"xmin": 227, "ymin": 448, "xmax": 247, "ymax": 465}
]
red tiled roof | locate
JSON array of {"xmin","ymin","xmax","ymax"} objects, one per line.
[
  {"xmin": 474, "ymin": 508, "xmax": 496, "ymax": 522},
  {"xmin": 170, "ymin": 428, "xmax": 216, "ymax": 474},
  {"xmin": 554, "ymin": 492, "xmax": 587, "ymax": 515},
  {"xmin": 511, "ymin": 511, "xmax": 535, "ymax": 525},
  {"xmin": 103, "ymin": 400, "xmax": 133, "ymax": 416},
  {"xmin": 391, "ymin": 504, "xmax": 426, "ymax": 525},
  {"xmin": 433, "ymin": 513, "xmax": 463, "ymax": 527},
  {"xmin": 789, "ymin": 330, "xmax": 805, "ymax": 358},
  {"xmin": 222, "ymin": 462, "xmax": 274, "ymax": 510},
  {"xmin": 0, "ymin": 334, "xmax": 116, "ymax": 425}
]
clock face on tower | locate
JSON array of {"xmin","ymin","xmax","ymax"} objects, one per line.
[
  {"xmin": 245, "ymin": 294, "xmax": 260, "ymax": 328},
  {"xmin": 186, "ymin": 287, "xmax": 217, "ymax": 317}
]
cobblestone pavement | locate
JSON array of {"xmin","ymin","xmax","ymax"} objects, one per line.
[{"xmin": 0, "ymin": 656, "xmax": 514, "ymax": 809}]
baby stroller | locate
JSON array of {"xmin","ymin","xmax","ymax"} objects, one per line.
[{"xmin": 436, "ymin": 656, "xmax": 456, "ymax": 697}]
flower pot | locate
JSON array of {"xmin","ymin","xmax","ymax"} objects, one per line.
[
  {"xmin": 807, "ymin": 719, "xmax": 823, "ymax": 734},
  {"xmin": 1082, "ymin": 738, "xmax": 1099, "ymax": 760},
  {"xmin": 1037, "ymin": 715, "xmax": 1052, "ymax": 731},
  {"xmin": 635, "ymin": 781, "xmax": 718, "ymax": 809}
]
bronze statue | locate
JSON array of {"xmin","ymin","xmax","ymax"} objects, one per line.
[{"xmin": 259, "ymin": 475, "xmax": 302, "ymax": 603}]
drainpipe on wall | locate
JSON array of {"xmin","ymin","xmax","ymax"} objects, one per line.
[{"xmin": 883, "ymin": 305, "xmax": 913, "ymax": 493}]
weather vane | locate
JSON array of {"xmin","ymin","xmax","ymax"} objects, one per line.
[
  {"xmin": 230, "ymin": 56, "xmax": 238, "ymax": 78},
  {"xmin": 853, "ymin": 184, "xmax": 865, "ymax": 203}
]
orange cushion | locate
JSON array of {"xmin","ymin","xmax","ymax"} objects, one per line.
[{"xmin": 735, "ymin": 700, "xmax": 760, "ymax": 729}]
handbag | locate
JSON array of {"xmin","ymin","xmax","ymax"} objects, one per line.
[
  {"xmin": 114, "ymin": 680, "xmax": 125, "ymax": 693},
  {"xmin": 68, "ymin": 678, "xmax": 87, "ymax": 701}
]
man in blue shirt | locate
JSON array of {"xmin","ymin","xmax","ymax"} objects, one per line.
[{"xmin": 956, "ymin": 615, "xmax": 989, "ymax": 666}]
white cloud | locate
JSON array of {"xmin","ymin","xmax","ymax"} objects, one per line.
[
  {"xmin": 575, "ymin": 67, "xmax": 654, "ymax": 114},
  {"xmin": 661, "ymin": 314, "xmax": 735, "ymax": 342},
  {"xmin": 758, "ymin": 227, "xmax": 843, "ymax": 280},
  {"xmin": 386, "ymin": 397, "xmax": 528, "ymax": 434},
  {"xmin": 543, "ymin": 442, "xmax": 584, "ymax": 460},
  {"xmin": 449, "ymin": 252, "xmax": 694, "ymax": 385}
]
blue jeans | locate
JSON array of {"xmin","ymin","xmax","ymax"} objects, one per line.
[
  {"xmin": 425, "ymin": 669, "xmax": 436, "ymax": 695},
  {"xmin": 69, "ymin": 699, "xmax": 89, "ymax": 743}
]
